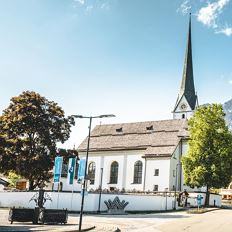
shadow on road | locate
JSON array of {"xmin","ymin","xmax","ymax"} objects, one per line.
[
  {"xmin": 0, "ymin": 224, "xmax": 78, "ymax": 232},
  {"xmin": 0, "ymin": 225, "xmax": 32, "ymax": 231},
  {"xmin": 81, "ymin": 213, "xmax": 190, "ymax": 219}
]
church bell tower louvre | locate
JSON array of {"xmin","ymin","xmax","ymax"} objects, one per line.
[{"xmin": 173, "ymin": 13, "xmax": 198, "ymax": 120}]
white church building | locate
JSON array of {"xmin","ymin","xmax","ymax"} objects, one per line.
[{"xmin": 77, "ymin": 15, "xmax": 198, "ymax": 193}]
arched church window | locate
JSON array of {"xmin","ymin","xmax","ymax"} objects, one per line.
[
  {"xmin": 182, "ymin": 114, "xmax": 185, "ymax": 119},
  {"xmin": 133, "ymin": 161, "xmax": 143, "ymax": 184},
  {"xmin": 88, "ymin": 162, "xmax": 96, "ymax": 185},
  {"xmin": 110, "ymin": 161, "xmax": 118, "ymax": 184}
]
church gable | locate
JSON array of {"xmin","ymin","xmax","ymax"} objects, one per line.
[{"xmin": 174, "ymin": 95, "xmax": 192, "ymax": 113}]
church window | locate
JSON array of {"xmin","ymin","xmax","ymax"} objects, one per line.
[
  {"xmin": 182, "ymin": 114, "xmax": 185, "ymax": 119},
  {"xmin": 173, "ymin": 170, "xmax": 175, "ymax": 177},
  {"xmin": 88, "ymin": 162, "xmax": 96, "ymax": 185},
  {"xmin": 110, "ymin": 161, "xmax": 118, "ymax": 184},
  {"xmin": 75, "ymin": 162, "xmax": 79, "ymax": 180},
  {"xmin": 153, "ymin": 185, "xmax": 159, "ymax": 191},
  {"xmin": 133, "ymin": 161, "xmax": 143, "ymax": 184},
  {"xmin": 154, "ymin": 169, "xmax": 159, "ymax": 176},
  {"xmin": 61, "ymin": 163, "xmax": 68, "ymax": 177}
]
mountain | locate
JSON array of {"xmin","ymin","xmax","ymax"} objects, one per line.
[{"xmin": 223, "ymin": 99, "xmax": 232, "ymax": 131}]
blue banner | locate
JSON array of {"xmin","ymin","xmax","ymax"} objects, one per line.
[
  {"xmin": 77, "ymin": 158, "xmax": 86, "ymax": 181},
  {"xmin": 67, "ymin": 157, "xmax": 76, "ymax": 185},
  {"xmin": 54, "ymin": 156, "xmax": 63, "ymax": 183}
]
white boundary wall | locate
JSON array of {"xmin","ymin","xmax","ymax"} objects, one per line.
[
  {"xmin": 187, "ymin": 192, "xmax": 222, "ymax": 207},
  {"xmin": 0, "ymin": 192, "xmax": 174, "ymax": 211},
  {"xmin": 0, "ymin": 192, "xmax": 221, "ymax": 212}
]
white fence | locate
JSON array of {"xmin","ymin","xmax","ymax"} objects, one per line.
[{"xmin": 0, "ymin": 191, "xmax": 221, "ymax": 212}]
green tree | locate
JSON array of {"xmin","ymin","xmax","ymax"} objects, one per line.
[
  {"xmin": 0, "ymin": 91, "xmax": 74, "ymax": 190},
  {"xmin": 7, "ymin": 171, "xmax": 22, "ymax": 187},
  {"xmin": 182, "ymin": 104, "xmax": 232, "ymax": 206}
]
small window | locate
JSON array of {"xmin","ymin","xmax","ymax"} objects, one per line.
[
  {"xmin": 154, "ymin": 169, "xmax": 159, "ymax": 176},
  {"xmin": 61, "ymin": 164, "xmax": 68, "ymax": 177},
  {"xmin": 75, "ymin": 162, "xmax": 79, "ymax": 179},
  {"xmin": 153, "ymin": 185, "xmax": 158, "ymax": 191},
  {"xmin": 182, "ymin": 114, "xmax": 185, "ymax": 119},
  {"xmin": 116, "ymin": 127, "xmax": 123, "ymax": 132},
  {"xmin": 146, "ymin": 125, "xmax": 153, "ymax": 131}
]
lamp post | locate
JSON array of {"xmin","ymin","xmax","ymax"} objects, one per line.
[
  {"xmin": 174, "ymin": 162, "xmax": 181, "ymax": 210},
  {"xmin": 97, "ymin": 167, "xmax": 103, "ymax": 213},
  {"xmin": 72, "ymin": 114, "xmax": 115, "ymax": 232}
]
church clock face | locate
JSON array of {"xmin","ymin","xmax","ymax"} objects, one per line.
[{"xmin": 180, "ymin": 103, "xmax": 187, "ymax": 110}]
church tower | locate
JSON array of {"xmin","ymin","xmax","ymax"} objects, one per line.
[{"xmin": 173, "ymin": 14, "xmax": 198, "ymax": 119}]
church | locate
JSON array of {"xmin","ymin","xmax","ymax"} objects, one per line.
[{"xmin": 77, "ymin": 15, "xmax": 198, "ymax": 193}]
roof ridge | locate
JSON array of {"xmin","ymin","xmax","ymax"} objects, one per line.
[{"xmin": 95, "ymin": 118, "xmax": 186, "ymax": 127}]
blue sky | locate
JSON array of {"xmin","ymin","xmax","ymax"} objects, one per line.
[{"xmin": 0, "ymin": 0, "xmax": 231, "ymax": 148}]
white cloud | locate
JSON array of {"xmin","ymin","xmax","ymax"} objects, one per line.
[
  {"xmin": 197, "ymin": 0, "xmax": 230, "ymax": 28},
  {"xmin": 73, "ymin": 0, "xmax": 112, "ymax": 13},
  {"xmin": 177, "ymin": 0, "xmax": 191, "ymax": 15},
  {"xmin": 86, "ymin": 5, "xmax": 93, "ymax": 12},
  {"xmin": 229, "ymin": 80, "xmax": 232, "ymax": 85},
  {"xmin": 178, "ymin": 0, "xmax": 232, "ymax": 37},
  {"xmin": 217, "ymin": 26, "xmax": 232, "ymax": 36},
  {"xmin": 74, "ymin": 0, "xmax": 85, "ymax": 4},
  {"xmin": 101, "ymin": 2, "xmax": 110, "ymax": 10}
]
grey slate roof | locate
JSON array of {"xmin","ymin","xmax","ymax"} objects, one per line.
[{"xmin": 78, "ymin": 119, "xmax": 188, "ymax": 158}]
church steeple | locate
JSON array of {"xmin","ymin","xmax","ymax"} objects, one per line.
[{"xmin": 173, "ymin": 13, "xmax": 198, "ymax": 119}]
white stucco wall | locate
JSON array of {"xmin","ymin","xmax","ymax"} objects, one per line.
[
  {"xmin": 79, "ymin": 150, "xmax": 145, "ymax": 191},
  {"xmin": 125, "ymin": 152, "xmax": 145, "ymax": 191},
  {"xmin": 145, "ymin": 158, "xmax": 170, "ymax": 192},
  {"xmin": 53, "ymin": 138, "xmax": 201, "ymax": 193},
  {"xmin": 73, "ymin": 149, "xmax": 180, "ymax": 192},
  {"xmin": 169, "ymin": 146, "xmax": 179, "ymax": 191}
]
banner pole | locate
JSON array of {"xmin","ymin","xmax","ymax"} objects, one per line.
[
  {"xmin": 57, "ymin": 183, "xmax": 60, "ymax": 209},
  {"xmin": 54, "ymin": 156, "xmax": 63, "ymax": 209},
  {"xmin": 70, "ymin": 157, "xmax": 77, "ymax": 211}
]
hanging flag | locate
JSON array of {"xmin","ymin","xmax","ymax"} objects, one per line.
[
  {"xmin": 67, "ymin": 157, "xmax": 76, "ymax": 185},
  {"xmin": 53, "ymin": 156, "xmax": 63, "ymax": 183},
  {"xmin": 77, "ymin": 158, "xmax": 86, "ymax": 181}
]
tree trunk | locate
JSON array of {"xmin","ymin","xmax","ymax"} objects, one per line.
[
  {"xmin": 205, "ymin": 185, "xmax": 210, "ymax": 207},
  {"xmin": 29, "ymin": 180, "xmax": 34, "ymax": 190}
]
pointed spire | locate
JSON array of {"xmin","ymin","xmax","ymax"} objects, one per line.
[{"xmin": 179, "ymin": 13, "xmax": 197, "ymax": 110}]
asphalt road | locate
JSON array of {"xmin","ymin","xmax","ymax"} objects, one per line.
[
  {"xmin": 158, "ymin": 209, "xmax": 232, "ymax": 232},
  {"xmin": 1, "ymin": 208, "xmax": 232, "ymax": 232}
]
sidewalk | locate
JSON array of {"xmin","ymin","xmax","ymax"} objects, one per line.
[{"xmin": 0, "ymin": 209, "xmax": 95, "ymax": 232}]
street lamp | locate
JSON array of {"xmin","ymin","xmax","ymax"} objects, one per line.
[
  {"xmin": 174, "ymin": 162, "xmax": 182, "ymax": 210},
  {"xmin": 97, "ymin": 167, "xmax": 104, "ymax": 214},
  {"xmin": 72, "ymin": 114, "xmax": 115, "ymax": 232}
]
